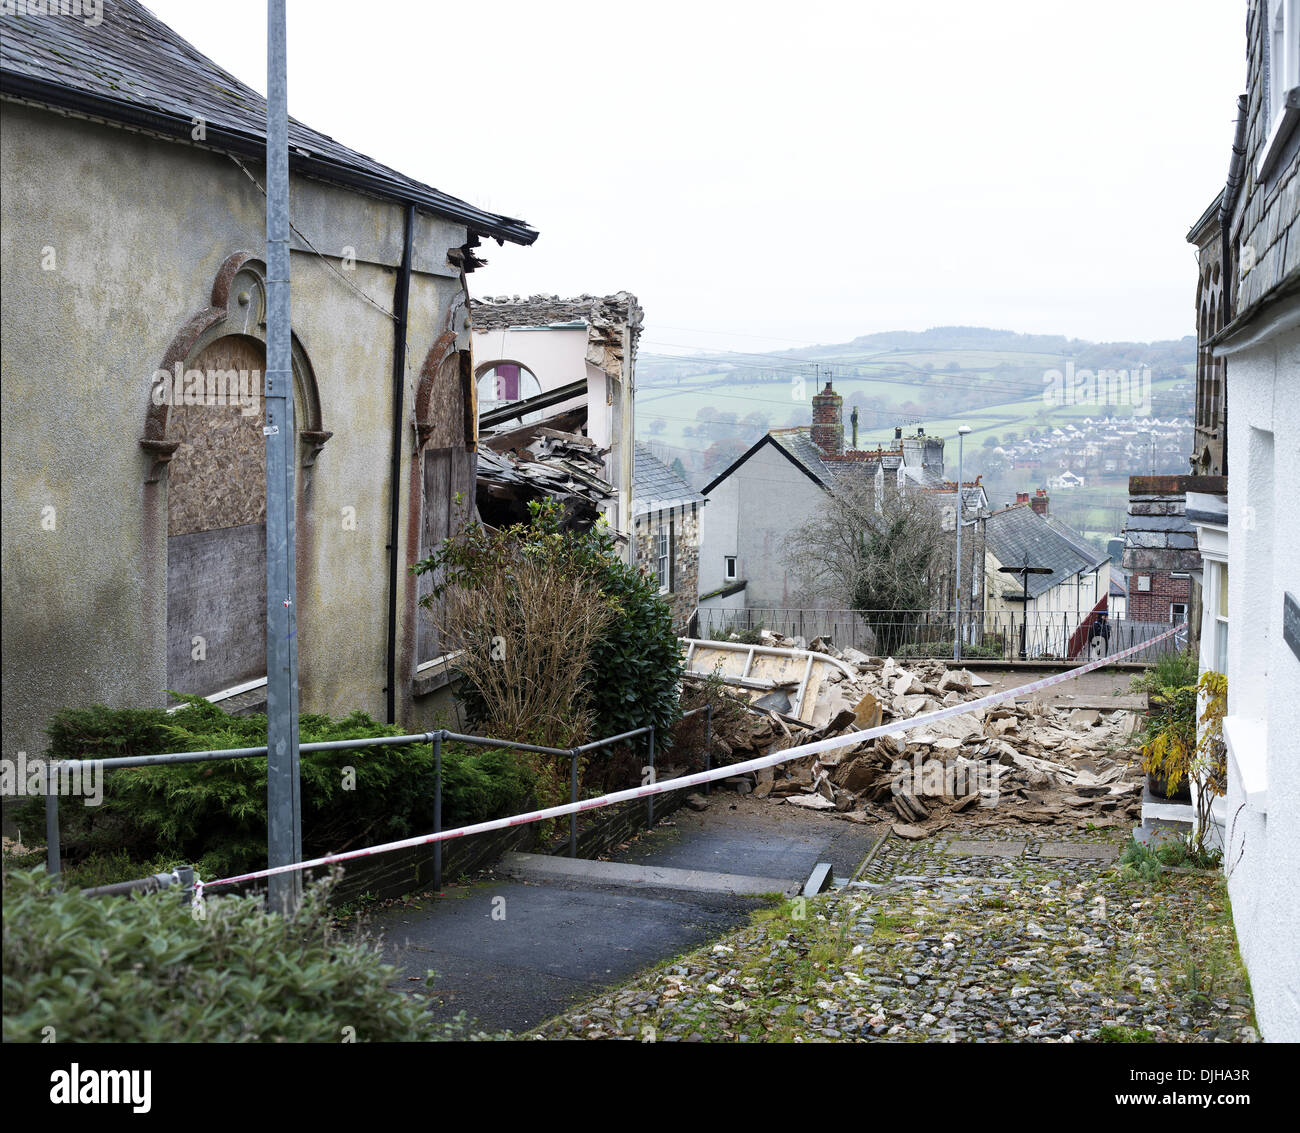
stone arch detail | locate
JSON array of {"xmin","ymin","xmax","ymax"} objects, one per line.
[
  {"xmin": 415, "ymin": 330, "xmax": 474, "ymax": 451},
  {"xmin": 140, "ymin": 251, "xmax": 330, "ymax": 480}
]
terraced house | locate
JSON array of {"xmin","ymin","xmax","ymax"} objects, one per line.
[
  {"xmin": 1186, "ymin": 0, "xmax": 1300, "ymax": 1043},
  {"xmin": 0, "ymin": 1, "xmax": 537, "ymax": 767}
]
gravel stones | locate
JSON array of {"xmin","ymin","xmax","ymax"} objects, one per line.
[{"xmin": 529, "ymin": 829, "xmax": 1257, "ymax": 1044}]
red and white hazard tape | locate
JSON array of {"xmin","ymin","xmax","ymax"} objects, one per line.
[{"xmin": 194, "ymin": 625, "xmax": 1182, "ymax": 897}]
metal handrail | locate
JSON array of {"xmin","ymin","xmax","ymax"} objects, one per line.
[{"xmin": 43, "ymin": 709, "xmax": 714, "ymax": 889}]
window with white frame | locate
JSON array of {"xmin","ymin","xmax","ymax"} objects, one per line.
[
  {"xmin": 1262, "ymin": 0, "xmax": 1300, "ymax": 174},
  {"xmin": 1171, "ymin": 602, "xmax": 1189, "ymax": 625},
  {"xmin": 656, "ymin": 524, "xmax": 671, "ymax": 593},
  {"xmin": 1270, "ymin": 0, "xmax": 1300, "ymax": 128},
  {"xmin": 724, "ymin": 555, "xmax": 737, "ymax": 581},
  {"xmin": 1213, "ymin": 561, "xmax": 1229, "ymax": 674}
]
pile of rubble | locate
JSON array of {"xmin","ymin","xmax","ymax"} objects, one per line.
[
  {"xmin": 477, "ymin": 427, "xmax": 615, "ymax": 531},
  {"xmin": 691, "ymin": 632, "xmax": 1144, "ymax": 838}
]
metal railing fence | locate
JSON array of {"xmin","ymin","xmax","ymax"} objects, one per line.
[
  {"xmin": 693, "ymin": 607, "xmax": 1184, "ymax": 664},
  {"xmin": 44, "ymin": 705, "xmax": 713, "ymax": 895}
]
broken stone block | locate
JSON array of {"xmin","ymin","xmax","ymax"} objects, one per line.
[
  {"xmin": 938, "ymin": 668, "xmax": 973, "ymax": 693},
  {"xmin": 853, "ymin": 691, "xmax": 882, "ymax": 730},
  {"xmin": 684, "ymin": 793, "xmax": 711, "ymax": 811},
  {"xmin": 1068, "ymin": 709, "xmax": 1101, "ymax": 728},
  {"xmin": 786, "ymin": 793, "xmax": 836, "ymax": 810},
  {"xmin": 893, "ymin": 672, "xmax": 924, "ymax": 697},
  {"xmin": 892, "ymin": 823, "xmax": 928, "ymax": 840},
  {"xmin": 879, "ymin": 733, "xmax": 907, "ymax": 758}
]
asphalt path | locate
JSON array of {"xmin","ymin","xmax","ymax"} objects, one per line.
[{"xmin": 366, "ymin": 796, "xmax": 884, "ymax": 1034}]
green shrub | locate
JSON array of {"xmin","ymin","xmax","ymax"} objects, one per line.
[
  {"xmin": 895, "ymin": 640, "xmax": 1005, "ymax": 660},
  {"xmin": 1118, "ymin": 834, "xmax": 1222, "ymax": 882},
  {"xmin": 584, "ymin": 528, "xmax": 683, "ymax": 749},
  {"xmin": 1130, "ymin": 649, "xmax": 1199, "ymax": 694},
  {"xmin": 25, "ymin": 697, "xmax": 535, "ymax": 883},
  {"xmin": 415, "ymin": 499, "xmax": 683, "ymax": 761},
  {"xmin": 2, "ymin": 866, "xmax": 470, "ymax": 1042}
]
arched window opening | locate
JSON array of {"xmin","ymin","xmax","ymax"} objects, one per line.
[{"xmin": 476, "ymin": 362, "xmax": 542, "ymax": 422}]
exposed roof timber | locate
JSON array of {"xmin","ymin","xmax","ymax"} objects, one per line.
[
  {"xmin": 482, "ymin": 406, "xmax": 587, "ymax": 453},
  {"xmin": 478, "ymin": 379, "xmax": 587, "ymax": 430}
]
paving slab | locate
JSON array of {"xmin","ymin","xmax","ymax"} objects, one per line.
[
  {"xmin": 944, "ymin": 840, "xmax": 1027, "ymax": 858},
  {"xmin": 609, "ymin": 794, "xmax": 884, "ymax": 878},
  {"xmin": 499, "ymin": 852, "xmax": 798, "ymax": 896}
]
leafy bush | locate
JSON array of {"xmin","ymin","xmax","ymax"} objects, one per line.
[
  {"xmin": 25, "ymin": 697, "xmax": 535, "ymax": 883},
  {"xmin": 415, "ymin": 499, "xmax": 683, "ymax": 773},
  {"xmin": 585, "ymin": 526, "xmax": 683, "ymax": 749},
  {"xmin": 2, "ymin": 867, "xmax": 477, "ymax": 1042},
  {"xmin": 1139, "ymin": 683, "xmax": 1198, "ymax": 794}
]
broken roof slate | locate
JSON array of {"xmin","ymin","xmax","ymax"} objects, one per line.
[{"xmin": 0, "ymin": 0, "xmax": 535, "ymax": 245}]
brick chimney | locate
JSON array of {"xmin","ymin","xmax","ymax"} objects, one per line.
[
  {"xmin": 811, "ymin": 382, "xmax": 843, "ymax": 456},
  {"xmin": 1030, "ymin": 488, "xmax": 1049, "ymax": 516},
  {"xmin": 1016, "ymin": 492, "xmax": 1029, "ymax": 505}
]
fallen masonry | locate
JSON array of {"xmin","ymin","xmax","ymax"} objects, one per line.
[{"xmin": 687, "ymin": 631, "xmax": 1146, "ymax": 839}]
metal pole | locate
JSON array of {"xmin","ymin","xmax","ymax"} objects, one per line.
[
  {"xmin": 433, "ymin": 731, "xmax": 442, "ymax": 891},
  {"xmin": 954, "ymin": 431, "xmax": 964, "ymax": 663},
  {"xmin": 646, "ymin": 727, "xmax": 656, "ymax": 827},
  {"xmin": 265, "ymin": 0, "xmax": 301, "ymax": 915},
  {"xmin": 703, "ymin": 703, "xmax": 712, "ymax": 796},
  {"xmin": 44, "ymin": 765, "xmax": 60, "ymax": 881},
  {"xmin": 569, "ymin": 750, "xmax": 579, "ymax": 858}
]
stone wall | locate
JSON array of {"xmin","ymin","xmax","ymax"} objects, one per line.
[
  {"xmin": 470, "ymin": 293, "xmax": 643, "ymax": 381},
  {"xmin": 633, "ymin": 503, "xmax": 700, "ymax": 634}
]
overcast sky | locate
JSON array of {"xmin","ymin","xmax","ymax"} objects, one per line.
[{"xmin": 146, "ymin": 0, "xmax": 1246, "ymax": 354}]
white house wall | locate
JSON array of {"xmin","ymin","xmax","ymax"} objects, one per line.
[
  {"xmin": 1219, "ymin": 322, "xmax": 1300, "ymax": 1042},
  {"xmin": 700, "ymin": 444, "xmax": 828, "ymax": 608}
]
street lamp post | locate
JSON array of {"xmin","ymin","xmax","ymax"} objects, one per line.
[{"xmin": 954, "ymin": 425, "xmax": 971, "ymax": 663}]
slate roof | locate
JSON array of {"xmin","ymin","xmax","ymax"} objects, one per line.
[
  {"xmin": 634, "ymin": 443, "xmax": 703, "ymax": 517},
  {"xmin": 0, "ymin": 0, "xmax": 536, "ymax": 245},
  {"xmin": 985, "ymin": 505, "xmax": 1109, "ymax": 599},
  {"xmin": 768, "ymin": 429, "xmax": 837, "ymax": 484}
]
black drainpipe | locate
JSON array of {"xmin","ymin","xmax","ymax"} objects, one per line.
[
  {"xmin": 1219, "ymin": 94, "xmax": 1248, "ymax": 318},
  {"xmin": 386, "ymin": 203, "xmax": 415, "ymax": 725}
]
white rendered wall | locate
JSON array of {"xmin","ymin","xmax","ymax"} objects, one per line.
[{"xmin": 1219, "ymin": 320, "xmax": 1300, "ymax": 1042}]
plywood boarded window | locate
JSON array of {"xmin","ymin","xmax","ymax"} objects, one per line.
[
  {"xmin": 166, "ymin": 335, "xmax": 268, "ymax": 695},
  {"xmin": 418, "ymin": 445, "xmax": 478, "ymax": 663}
]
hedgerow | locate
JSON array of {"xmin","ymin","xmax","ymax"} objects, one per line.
[{"xmin": 2, "ymin": 867, "xmax": 479, "ymax": 1042}]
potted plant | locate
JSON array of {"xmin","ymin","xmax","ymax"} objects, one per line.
[{"xmin": 1139, "ymin": 681, "xmax": 1197, "ymax": 801}]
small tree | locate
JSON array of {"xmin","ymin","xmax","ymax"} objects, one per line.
[{"xmin": 784, "ymin": 481, "xmax": 944, "ymax": 655}]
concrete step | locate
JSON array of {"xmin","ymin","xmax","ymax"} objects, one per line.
[{"xmin": 499, "ymin": 852, "xmax": 800, "ymax": 897}]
